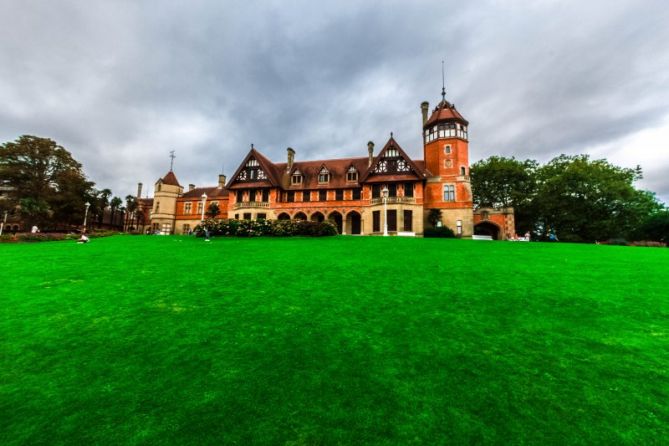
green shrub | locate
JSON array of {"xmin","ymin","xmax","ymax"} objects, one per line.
[
  {"xmin": 424, "ymin": 226, "xmax": 456, "ymax": 238},
  {"xmin": 195, "ymin": 219, "xmax": 337, "ymax": 238}
]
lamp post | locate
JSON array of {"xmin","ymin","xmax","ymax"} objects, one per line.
[
  {"xmin": 200, "ymin": 193, "xmax": 207, "ymax": 221},
  {"xmin": 0, "ymin": 210, "xmax": 7, "ymax": 236},
  {"xmin": 382, "ymin": 185, "xmax": 389, "ymax": 236},
  {"xmin": 82, "ymin": 201, "xmax": 91, "ymax": 231}
]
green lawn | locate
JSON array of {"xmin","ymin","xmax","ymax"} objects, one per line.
[{"xmin": 1, "ymin": 236, "xmax": 668, "ymax": 445}]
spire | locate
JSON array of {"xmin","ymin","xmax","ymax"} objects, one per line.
[
  {"xmin": 169, "ymin": 150, "xmax": 176, "ymax": 171},
  {"xmin": 441, "ymin": 60, "xmax": 446, "ymax": 102}
]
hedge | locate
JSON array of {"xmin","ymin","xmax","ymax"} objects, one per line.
[{"xmin": 195, "ymin": 219, "xmax": 338, "ymax": 237}]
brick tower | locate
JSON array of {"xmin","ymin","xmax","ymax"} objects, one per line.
[{"xmin": 421, "ymin": 86, "xmax": 473, "ymax": 237}]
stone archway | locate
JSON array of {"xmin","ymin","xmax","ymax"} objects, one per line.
[
  {"xmin": 277, "ymin": 212, "xmax": 291, "ymax": 220},
  {"xmin": 293, "ymin": 212, "xmax": 307, "ymax": 221},
  {"xmin": 474, "ymin": 221, "xmax": 501, "ymax": 240},
  {"xmin": 328, "ymin": 211, "xmax": 343, "ymax": 235},
  {"xmin": 345, "ymin": 211, "xmax": 362, "ymax": 235},
  {"xmin": 310, "ymin": 212, "xmax": 324, "ymax": 223}
]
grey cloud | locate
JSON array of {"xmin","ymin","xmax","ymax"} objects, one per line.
[{"xmin": 1, "ymin": 0, "xmax": 668, "ymax": 203}]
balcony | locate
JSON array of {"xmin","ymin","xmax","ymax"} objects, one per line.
[
  {"xmin": 370, "ymin": 196, "xmax": 415, "ymax": 205},
  {"xmin": 233, "ymin": 201, "xmax": 270, "ymax": 210}
]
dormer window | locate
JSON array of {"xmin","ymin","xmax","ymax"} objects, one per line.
[
  {"xmin": 318, "ymin": 167, "xmax": 330, "ymax": 183},
  {"xmin": 346, "ymin": 166, "xmax": 358, "ymax": 182},
  {"xmin": 291, "ymin": 169, "xmax": 303, "ymax": 185}
]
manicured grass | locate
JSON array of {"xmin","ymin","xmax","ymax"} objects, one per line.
[{"xmin": 1, "ymin": 236, "xmax": 668, "ymax": 445}]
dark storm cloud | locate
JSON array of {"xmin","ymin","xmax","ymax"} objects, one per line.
[{"xmin": 1, "ymin": 0, "xmax": 668, "ymax": 201}]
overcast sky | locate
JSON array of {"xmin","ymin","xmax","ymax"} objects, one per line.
[{"xmin": 1, "ymin": 0, "xmax": 668, "ymax": 202}]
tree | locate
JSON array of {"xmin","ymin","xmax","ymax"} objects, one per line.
[
  {"xmin": 206, "ymin": 202, "xmax": 220, "ymax": 219},
  {"xmin": 0, "ymin": 135, "xmax": 94, "ymax": 228},
  {"xmin": 470, "ymin": 156, "xmax": 538, "ymax": 233},
  {"xmin": 534, "ymin": 154, "xmax": 656, "ymax": 242},
  {"xmin": 96, "ymin": 188, "xmax": 112, "ymax": 227},
  {"xmin": 470, "ymin": 156, "xmax": 538, "ymax": 208},
  {"xmin": 125, "ymin": 195, "xmax": 138, "ymax": 230},
  {"xmin": 427, "ymin": 209, "xmax": 442, "ymax": 228},
  {"xmin": 634, "ymin": 210, "xmax": 669, "ymax": 243},
  {"xmin": 110, "ymin": 196, "xmax": 123, "ymax": 228}
]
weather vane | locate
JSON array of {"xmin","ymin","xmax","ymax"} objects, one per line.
[{"xmin": 441, "ymin": 60, "xmax": 446, "ymax": 101}]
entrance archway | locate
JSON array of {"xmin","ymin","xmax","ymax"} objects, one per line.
[
  {"xmin": 277, "ymin": 212, "xmax": 291, "ymax": 220},
  {"xmin": 474, "ymin": 221, "xmax": 501, "ymax": 240},
  {"xmin": 346, "ymin": 211, "xmax": 362, "ymax": 235},
  {"xmin": 328, "ymin": 211, "xmax": 343, "ymax": 234},
  {"xmin": 294, "ymin": 212, "xmax": 307, "ymax": 221},
  {"xmin": 310, "ymin": 212, "xmax": 324, "ymax": 223}
]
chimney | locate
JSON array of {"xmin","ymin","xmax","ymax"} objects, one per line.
[
  {"xmin": 287, "ymin": 147, "xmax": 295, "ymax": 172},
  {"xmin": 218, "ymin": 174, "xmax": 227, "ymax": 188},
  {"xmin": 421, "ymin": 101, "xmax": 429, "ymax": 126},
  {"xmin": 367, "ymin": 141, "xmax": 375, "ymax": 167},
  {"xmin": 189, "ymin": 184, "xmax": 196, "ymax": 192},
  {"xmin": 137, "ymin": 182, "xmax": 143, "ymax": 198}
]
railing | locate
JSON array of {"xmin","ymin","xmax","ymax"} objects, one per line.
[
  {"xmin": 233, "ymin": 201, "xmax": 270, "ymax": 209},
  {"xmin": 370, "ymin": 197, "xmax": 415, "ymax": 205}
]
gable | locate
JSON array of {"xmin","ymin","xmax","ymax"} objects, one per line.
[
  {"xmin": 360, "ymin": 137, "xmax": 425, "ymax": 182},
  {"xmin": 227, "ymin": 148, "xmax": 279, "ymax": 189}
]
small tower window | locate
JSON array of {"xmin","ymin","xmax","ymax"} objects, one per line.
[
  {"xmin": 460, "ymin": 166, "xmax": 466, "ymax": 176},
  {"xmin": 444, "ymin": 145, "xmax": 451, "ymax": 154},
  {"xmin": 443, "ymin": 185, "xmax": 455, "ymax": 202}
]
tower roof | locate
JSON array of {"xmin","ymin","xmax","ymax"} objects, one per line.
[
  {"xmin": 159, "ymin": 171, "xmax": 181, "ymax": 187},
  {"xmin": 423, "ymin": 99, "xmax": 468, "ymax": 128}
]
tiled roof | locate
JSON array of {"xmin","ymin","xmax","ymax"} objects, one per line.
[
  {"xmin": 424, "ymin": 100, "xmax": 468, "ymax": 128},
  {"xmin": 276, "ymin": 157, "xmax": 370, "ymax": 189},
  {"xmin": 227, "ymin": 137, "xmax": 430, "ymax": 191},
  {"xmin": 180, "ymin": 186, "xmax": 229, "ymax": 199},
  {"xmin": 159, "ymin": 171, "xmax": 181, "ymax": 187}
]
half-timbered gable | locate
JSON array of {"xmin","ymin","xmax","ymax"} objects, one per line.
[
  {"xmin": 226, "ymin": 148, "xmax": 280, "ymax": 190},
  {"xmin": 360, "ymin": 137, "xmax": 428, "ymax": 183}
]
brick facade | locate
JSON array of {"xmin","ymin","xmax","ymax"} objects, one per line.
[{"xmin": 145, "ymin": 93, "xmax": 516, "ymax": 238}]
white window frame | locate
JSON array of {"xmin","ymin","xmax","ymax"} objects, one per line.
[{"xmin": 443, "ymin": 184, "xmax": 455, "ymax": 202}]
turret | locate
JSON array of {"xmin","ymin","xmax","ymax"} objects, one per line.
[{"xmin": 421, "ymin": 85, "xmax": 473, "ymax": 237}]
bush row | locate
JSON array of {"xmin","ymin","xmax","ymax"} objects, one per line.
[
  {"xmin": 424, "ymin": 226, "xmax": 456, "ymax": 238},
  {"xmin": 195, "ymin": 219, "xmax": 338, "ymax": 237}
]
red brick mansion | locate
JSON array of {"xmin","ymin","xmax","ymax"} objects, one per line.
[{"xmin": 139, "ymin": 91, "xmax": 515, "ymax": 239}]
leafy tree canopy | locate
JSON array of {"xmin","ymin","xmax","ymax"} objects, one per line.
[
  {"xmin": 472, "ymin": 153, "xmax": 664, "ymax": 242},
  {"xmin": 206, "ymin": 202, "xmax": 221, "ymax": 219},
  {"xmin": 0, "ymin": 135, "xmax": 95, "ymax": 228}
]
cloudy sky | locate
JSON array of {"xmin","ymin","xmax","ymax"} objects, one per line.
[{"xmin": 1, "ymin": 0, "xmax": 668, "ymax": 202}]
